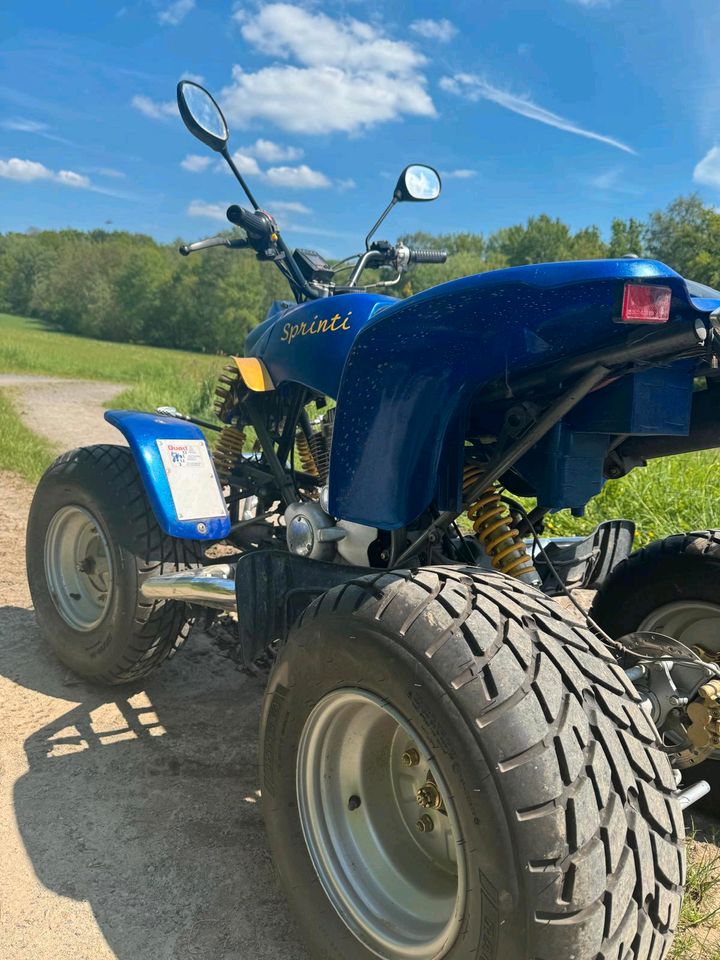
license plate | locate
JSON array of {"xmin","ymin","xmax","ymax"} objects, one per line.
[{"xmin": 156, "ymin": 439, "xmax": 226, "ymax": 522}]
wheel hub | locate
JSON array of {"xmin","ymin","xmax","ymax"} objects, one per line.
[
  {"xmin": 44, "ymin": 505, "xmax": 113, "ymax": 632},
  {"xmin": 296, "ymin": 688, "xmax": 466, "ymax": 960}
]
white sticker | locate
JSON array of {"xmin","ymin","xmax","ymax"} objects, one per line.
[{"xmin": 156, "ymin": 439, "xmax": 227, "ymax": 522}]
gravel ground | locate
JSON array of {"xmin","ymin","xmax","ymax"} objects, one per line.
[
  {"xmin": 0, "ymin": 374, "xmax": 126, "ymax": 449},
  {"xmin": 0, "ymin": 379, "xmax": 716, "ymax": 960},
  {"xmin": 0, "ymin": 380, "xmax": 308, "ymax": 960}
]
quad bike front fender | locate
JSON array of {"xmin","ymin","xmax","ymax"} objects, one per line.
[{"xmin": 104, "ymin": 410, "xmax": 230, "ymax": 540}]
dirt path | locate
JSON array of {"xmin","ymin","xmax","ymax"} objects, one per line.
[
  {"xmin": 0, "ymin": 379, "xmax": 717, "ymax": 960},
  {"xmin": 0, "ymin": 383, "xmax": 308, "ymax": 960},
  {"xmin": 0, "ymin": 374, "xmax": 126, "ymax": 449}
]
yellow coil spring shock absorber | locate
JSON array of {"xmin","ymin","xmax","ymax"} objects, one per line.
[
  {"xmin": 295, "ymin": 430, "xmax": 319, "ymax": 477},
  {"xmin": 464, "ymin": 471, "xmax": 539, "ymax": 585},
  {"xmin": 213, "ymin": 426, "xmax": 246, "ymax": 484}
]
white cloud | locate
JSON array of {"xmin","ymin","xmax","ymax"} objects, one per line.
[
  {"xmin": 131, "ymin": 94, "xmax": 176, "ymax": 119},
  {"xmin": 440, "ymin": 74, "xmax": 635, "ymax": 154},
  {"xmin": 56, "ymin": 169, "xmax": 91, "ymax": 188},
  {"xmin": 180, "ymin": 71, "xmax": 204, "ymax": 84},
  {"xmin": 181, "ymin": 154, "xmax": 212, "ymax": 172},
  {"xmin": 227, "ymin": 151, "xmax": 262, "ymax": 176},
  {"xmin": 1, "ymin": 117, "xmax": 75, "ymax": 146},
  {"xmin": 90, "ymin": 166, "xmax": 126, "ymax": 179},
  {"xmin": 265, "ymin": 164, "xmax": 330, "ymax": 188},
  {"xmin": 242, "ymin": 138, "xmax": 303, "ymax": 163},
  {"xmin": 0, "ymin": 157, "xmax": 90, "ymax": 188},
  {"xmin": 187, "ymin": 199, "xmax": 227, "ymax": 221},
  {"xmin": 443, "ymin": 168, "xmax": 476, "ymax": 179},
  {"xmin": 268, "ymin": 200, "xmax": 311, "ymax": 216},
  {"xmin": 158, "ymin": 0, "xmax": 195, "ymax": 26},
  {"xmin": 222, "ymin": 4, "xmax": 435, "ymax": 134},
  {"xmin": 188, "ymin": 197, "xmax": 313, "ymax": 224},
  {"xmin": 0, "ymin": 158, "xmax": 50, "ymax": 182},
  {"xmin": 694, "ymin": 147, "xmax": 720, "ymax": 188},
  {"xmin": 2, "ymin": 118, "xmax": 48, "ymax": 133},
  {"xmin": 587, "ymin": 167, "xmax": 641, "ymax": 195},
  {"xmin": 410, "ymin": 18, "xmax": 457, "ymax": 42}
]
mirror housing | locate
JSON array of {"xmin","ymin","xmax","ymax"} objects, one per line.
[
  {"xmin": 177, "ymin": 81, "xmax": 229, "ymax": 153},
  {"xmin": 394, "ymin": 164, "xmax": 442, "ymax": 202}
]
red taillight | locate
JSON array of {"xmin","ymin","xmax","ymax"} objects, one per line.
[{"xmin": 621, "ymin": 283, "xmax": 672, "ymax": 323}]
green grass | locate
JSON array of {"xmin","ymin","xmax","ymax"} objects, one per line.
[
  {"xmin": 3, "ymin": 312, "xmax": 720, "ymax": 548},
  {"xmin": 670, "ymin": 833, "xmax": 720, "ymax": 960},
  {"xmin": 0, "ymin": 390, "xmax": 57, "ymax": 483},
  {"xmin": 0, "ymin": 313, "xmax": 224, "ymax": 419},
  {"xmin": 542, "ymin": 449, "xmax": 720, "ymax": 547},
  {"xmin": 0, "ymin": 313, "xmax": 226, "ymax": 478}
]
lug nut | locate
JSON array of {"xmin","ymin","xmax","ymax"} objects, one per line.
[
  {"xmin": 416, "ymin": 782, "xmax": 442, "ymax": 809},
  {"xmin": 401, "ymin": 748, "xmax": 420, "ymax": 767},
  {"xmin": 416, "ymin": 814, "xmax": 434, "ymax": 833}
]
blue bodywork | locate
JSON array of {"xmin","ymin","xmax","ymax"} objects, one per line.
[
  {"xmin": 247, "ymin": 258, "xmax": 720, "ymax": 528},
  {"xmin": 105, "ymin": 410, "xmax": 230, "ymax": 540},
  {"xmin": 246, "ymin": 292, "xmax": 396, "ymax": 397}
]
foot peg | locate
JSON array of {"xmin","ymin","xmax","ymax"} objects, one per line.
[{"xmin": 677, "ymin": 780, "xmax": 710, "ymax": 810}]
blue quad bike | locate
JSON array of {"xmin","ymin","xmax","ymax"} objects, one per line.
[{"xmin": 27, "ymin": 82, "xmax": 720, "ymax": 960}]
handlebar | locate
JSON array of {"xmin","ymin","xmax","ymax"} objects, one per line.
[
  {"xmin": 408, "ymin": 248, "xmax": 448, "ymax": 264},
  {"xmin": 226, "ymin": 204, "xmax": 276, "ymax": 240},
  {"xmin": 178, "ymin": 236, "xmax": 248, "ymax": 256}
]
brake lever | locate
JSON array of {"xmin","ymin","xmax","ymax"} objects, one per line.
[{"xmin": 178, "ymin": 236, "xmax": 247, "ymax": 256}]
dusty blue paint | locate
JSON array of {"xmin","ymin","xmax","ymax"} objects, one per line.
[
  {"xmin": 104, "ymin": 410, "xmax": 230, "ymax": 540},
  {"xmin": 300, "ymin": 260, "xmax": 709, "ymax": 527}
]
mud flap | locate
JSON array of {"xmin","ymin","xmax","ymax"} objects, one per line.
[
  {"xmin": 235, "ymin": 550, "xmax": 379, "ymax": 665},
  {"xmin": 534, "ymin": 519, "xmax": 635, "ymax": 595}
]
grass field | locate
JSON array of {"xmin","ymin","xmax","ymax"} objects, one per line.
[
  {"xmin": 0, "ymin": 313, "xmax": 223, "ymax": 413},
  {"xmin": 542, "ymin": 447, "xmax": 720, "ymax": 547},
  {"xmin": 2, "ymin": 312, "xmax": 720, "ymax": 541},
  {"xmin": 0, "ymin": 313, "xmax": 224, "ymax": 481}
]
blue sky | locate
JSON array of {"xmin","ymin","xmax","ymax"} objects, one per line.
[{"xmin": 2, "ymin": 0, "xmax": 720, "ymax": 257}]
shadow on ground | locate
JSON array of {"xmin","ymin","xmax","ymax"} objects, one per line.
[{"xmin": 1, "ymin": 605, "xmax": 307, "ymax": 960}]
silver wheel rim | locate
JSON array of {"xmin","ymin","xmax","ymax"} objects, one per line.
[
  {"xmin": 296, "ymin": 688, "xmax": 467, "ymax": 960},
  {"xmin": 639, "ymin": 600, "xmax": 720, "ymax": 761},
  {"xmin": 44, "ymin": 505, "xmax": 113, "ymax": 631},
  {"xmin": 639, "ymin": 600, "xmax": 720, "ymax": 659}
]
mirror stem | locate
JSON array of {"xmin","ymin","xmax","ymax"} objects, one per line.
[
  {"xmin": 365, "ymin": 197, "xmax": 397, "ymax": 250},
  {"xmin": 221, "ymin": 146, "xmax": 261, "ymax": 210},
  {"xmin": 220, "ymin": 147, "xmax": 320, "ymax": 301}
]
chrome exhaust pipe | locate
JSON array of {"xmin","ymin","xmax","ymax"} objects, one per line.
[{"xmin": 140, "ymin": 563, "xmax": 236, "ymax": 610}]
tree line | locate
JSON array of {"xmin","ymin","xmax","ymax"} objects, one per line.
[{"xmin": 1, "ymin": 195, "xmax": 719, "ymax": 355}]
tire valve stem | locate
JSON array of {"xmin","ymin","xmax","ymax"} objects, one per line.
[{"xmin": 348, "ymin": 795, "xmax": 361, "ymax": 811}]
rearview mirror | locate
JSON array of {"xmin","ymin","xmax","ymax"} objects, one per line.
[
  {"xmin": 394, "ymin": 164, "xmax": 441, "ymax": 202},
  {"xmin": 177, "ymin": 81, "xmax": 229, "ymax": 153}
]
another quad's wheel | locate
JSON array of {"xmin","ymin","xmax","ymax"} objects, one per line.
[
  {"xmin": 27, "ymin": 444, "xmax": 203, "ymax": 684},
  {"xmin": 261, "ymin": 566, "xmax": 685, "ymax": 960},
  {"xmin": 591, "ymin": 530, "xmax": 720, "ymax": 802}
]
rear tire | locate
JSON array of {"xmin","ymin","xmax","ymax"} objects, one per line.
[
  {"xmin": 261, "ymin": 566, "xmax": 685, "ymax": 960},
  {"xmin": 590, "ymin": 530, "xmax": 720, "ymax": 806},
  {"xmin": 27, "ymin": 444, "xmax": 204, "ymax": 684}
]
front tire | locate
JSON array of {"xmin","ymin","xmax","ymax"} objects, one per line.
[
  {"xmin": 27, "ymin": 444, "xmax": 203, "ymax": 684},
  {"xmin": 261, "ymin": 566, "xmax": 684, "ymax": 960}
]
